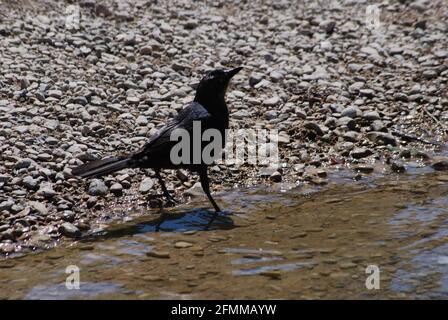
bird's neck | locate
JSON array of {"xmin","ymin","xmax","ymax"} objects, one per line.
[{"xmin": 194, "ymin": 93, "xmax": 228, "ymax": 115}]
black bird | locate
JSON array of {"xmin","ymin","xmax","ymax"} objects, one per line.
[{"xmin": 72, "ymin": 67, "xmax": 243, "ymax": 214}]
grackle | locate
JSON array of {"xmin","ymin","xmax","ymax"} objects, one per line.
[{"xmin": 72, "ymin": 67, "xmax": 243, "ymax": 214}]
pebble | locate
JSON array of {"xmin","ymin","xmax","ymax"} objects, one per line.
[
  {"xmin": 0, "ymin": 243, "xmax": 15, "ymax": 254},
  {"xmin": 146, "ymin": 251, "xmax": 170, "ymax": 259},
  {"xmin": 140, "ymin": 46, "xmax": 152, "ymax": 55},
  {"xmin": 365, "ymin": 132, "xmax": 397, "ymax": 146},
  {"xmin": 88, "ymin": 179, "xmax": 108, "ymax": 196},
  {"xmin": 110, "ymin": 183, "xmax": 123, "ymax": 196},
  {"xmin": 363, "ymin": 111, "xmax": 380, "ymax": 121},
  {"xmin": 341, "ymin": 106, "xmax": 361, "ymax": 118},
  {"xmin": 432, "ymin": 160, "xmax": 448, "ymax": 171},
  {"xmin": 350, "ymin": 147, "xmax": 373, "ymax": 159},
  {"xmin": 184, "ymin": 182, "xmax": 204, "ymax": 197},
  {"xmin": 304, "ymin": 121, "xmax": 324, "ymax": 136},
  {"xmin": 269, "ymin": 171, "xmax": 282, "ymax": 182},
  {"xmin": 263, "ymin": 96, "xmax": 280, "ymax": 107},
  {"xmin": 29, "ymin": 201, "xmax": 48, "ymax": 216},
  {"xmin": 337, "ymin": 117, "xmax": 356, "ymax": 130},
  {"xmin": 260, "ymin": 271, "xmax": 282, "ymax": 280},
  {"xmin": 353, "ymin": 164, "xmax": 374, "ymax": 173},
  {"xmin": 391, "ymin": 161, "xmax": 406, "ymax": 173},
  {"xmin": 249, "ymin": 73, "xmax": 263, "ymax": 87},
  {"xmin": 265, "ymin": 110, "xmax": 278, "ymax": 120},
  {"xmin": 359, "ymin": 89, "xmax": 375, "ymax": 98},
  {"xmin": 269, "ymin": 70, "xmax": 284, "ymax": 82},
  {"xmin": 136, "ymin": 115, "xmax": 148, "ymax": 126},
  {"xmin": 174, "ymin": 241, "xmax": 193, "ymax": 248},
  {"xmin": 0, "ymin": 200, "xmax": 14, "ymax": 212},
  {"xmin": 15, "ymin": 158, "xmax": 32, "ymax": 169},
  {"xmin": 139, "ymin": 178, "xmax": 155, "ymax": 194},
  {"xmin": 37, "ymin": 184, "xmax": 56, "ymax": 199},
  {"xmin": 48, "ymin": 90, "xmax": 62, "ymax": 99},
  {"xmin": 59, "ymin": 222, "xmax": 81, "ymax": 238},
  {"xmin": 22, "ymin": 176, "xmax": 38, "ymax": 190}
]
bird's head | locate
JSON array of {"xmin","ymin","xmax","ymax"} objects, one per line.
[{"xmin": 194, "ymin": 67, "xmax": 243, "ymax": 104}]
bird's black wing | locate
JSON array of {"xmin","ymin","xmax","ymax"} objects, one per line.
[{"xmin": 131, "ymin": 101, "xmax": 212, "ymax": 164}]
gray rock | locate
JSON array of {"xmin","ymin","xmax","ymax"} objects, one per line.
[
  {"xmin": 71, "ymin": 96, "xmax": 88, "ymax": 106},
  {"xmin": 370, "ymin": 120, "xmax": 385, "ymax": 132},
  {"xmin": 124, "ymin": 32, "xmax": 136, "ymax": 45},
  {"xmin": 23, "ymin": 176, "xmax": 38, "ymax": 190},
  {"xmin": 434, "ymin": 50, "xmax": 448, "ymax": 59},
  {"xmin": 136, "ymin": 115, "xmax": 148, "ymax": 126},
  {"xmin": 139, "ymin": 178, "xmax": 155, "ymax": 194},
  {"xmin": 233, "ymin": 109, "xmax": 250, "ymax": 119},
  {"xmin": 38, "ymin": 153, "xmax": 53, "ymax": 161},
  {"xmin": 337, "ymin": 117, "xmax": 356, "ymax": 130},
  {"xmin": 48, "ymin": 89, "xmax": 62, "ymax": 99},
  {"xmin": 29, "ymin": 201, "xmax": 48, "ymax": 216},
  {"xmin": 353, "ymin": 164, "xmax": 374, "ymax": 173},
  {"xmin": 126, "ymin": 96, "xmax": 140, "ymax": 104},
  {"xmin": 361, "ymin": 47, "xmax": 380, "ymax": 59},
  {"xmin": 320, "ymin": 20, "xmax": 336, "ymax": 33},
  {"xmin": 88, "ymin": 179, "xmax": 108, "ymax": 196},
  {"xmin": 0, "ymin": 242, "xmax": 15, "ymax": 254},
  {"xmin": 15, "ymin": 158, "xmax": 33, "ymax": 169},
  {"xmin": 59, "ymin": 222, "xmax": 81, "ymax": 238},
  {"xmin": 62, "ymin": 211, "xmax": 75, "ymax": 222},
  {"xmin": 296, "ymin": 110, "xmax": 307, "ymax": 119},
  {"xmin": 365, "ymin": 132, "xmax": 397, "ymax": 146},
  {"xmin": 391, "ymin": 161, "xmax": 406, "ymax": 173},
  {"xmin": 349, "ymin": 82, "xmax": 365, "ymax": 93},
  {"xmin": 388, "ymin": 46, "xmax": 404, "ymax": 55},
  {"xmin": 110, "ymin": 183, "xmax": 123, "ymax": 196},
  {"xmin": 249, "ymin": 73, "xmax": 263, "ymax": 87},
  {"xmin": 269, "ymin": 171, "xmax": 282, "ymax": 182},
  {"xmin": 263, "ymin": 96, "xmax": 280, "ymax": 107},
  {"xmin": 304, "ymin": 121, "xmax": 324, "ymax": 136},
  {"xmin": 37, "ymin": 184, "xmax": 56, "ymax": 198},
  {"xmin": 0, "ymin": 200, "xmax": 14, "ymax": 212},
  {"xmin": 343, "ymin": 131, "xmax": 360, "ymax": 142},
  {"xmin": 44, "ymin": 119, "xmax": 59, "ymax": 130},
  {"xmin": 184, "ymin": 182, "xmax": 205, "ymax": 197},
  {"xmin": 184, "ymin": 19, "xmax": 198, "ymax": 29},
  {"xmin": 422, "ymin": 69, "xmax": 438, "ymax": 79},
  {"xmin": 341, "ymin": 106, "xmax": 361, "ymax": 118},
  {"xmin": 265, "ymin": 110, "xmax": 278, "ymax": 120},
  {"xmin": 140, "ymin": 46, "xmax": 152, "ymax": 55},
  {"xmin": 95, "ymin": 3, "xmax": 113, "ymax": 17},
  {"xmin": 351, "ymin": 147, "xmax": 373, "ymax": 159},
  {"xmin": 363, "ymin": 111, "xmax": 380, "ymax": 121},
  {"xmin": 432, "ymin": 160, "xmax": 448, "ymax": 171},
  {"xmin": 0, "ymin": 174, "xmax": 10, "ymax": 184},
  {"xmin": 270, "ymin": 70, "xmax": 284, "ymax": 82},
  {"xmin": 359, "ymin": 89, "xmax": 375, "ymax": 98}
]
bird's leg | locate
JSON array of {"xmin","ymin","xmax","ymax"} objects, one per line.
[
  {"xmin": 199, "ymin": 167, "xmax": 222, "ymax": 213},
  {"xmin": 155, "ymin": 169, "xmax": 176, "ymax": 206},
  {"xmin": 155, "ymin": 210, "xmax": 168, "ymax": 232}
]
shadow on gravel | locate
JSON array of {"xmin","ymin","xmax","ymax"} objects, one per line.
[{"xmin": 82, "ymin": 208, "xmax": 236, "ymax": 242}]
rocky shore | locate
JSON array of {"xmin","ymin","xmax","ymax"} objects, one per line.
[{"xmin": 1, "ymin": 0, "xmax": 447, "ymax": 255}]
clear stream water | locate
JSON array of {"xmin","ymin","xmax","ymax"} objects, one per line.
[{"xmin": 0, "ymin": 167, "xmax": 448, "ymax": 299}]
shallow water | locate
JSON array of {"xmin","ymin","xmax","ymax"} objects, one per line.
[{"xmin": 0, "ymin": 169, "xmax": 448, "ymax": 299}]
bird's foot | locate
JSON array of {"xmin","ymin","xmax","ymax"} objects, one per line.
[
  {"xmin": 163, "ymin": 193, "xmax": 177, "ymax": 207},
  {"xmin": 165, "ymin": 198, "xmax": 177, "ymax": 207}
]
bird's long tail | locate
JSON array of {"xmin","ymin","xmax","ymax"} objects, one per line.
[{"xmin": 71, "ymin": 156, "xmax": 131, "ymax": 178}]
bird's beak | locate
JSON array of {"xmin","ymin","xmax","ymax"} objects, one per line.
[{"xmin": 225, "ymin": 67, "xmax": 243, "ymax": 80}]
